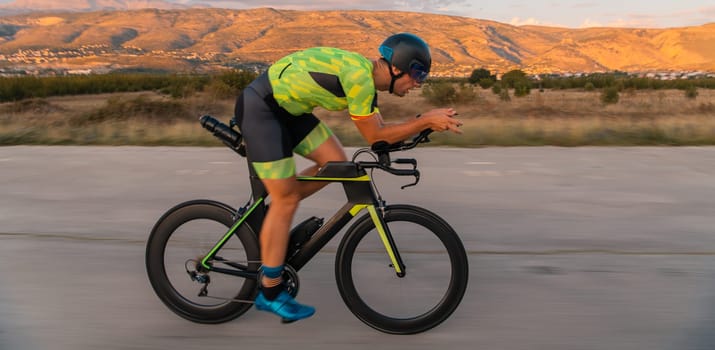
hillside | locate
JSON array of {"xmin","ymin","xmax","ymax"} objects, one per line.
[
  {"xmin": 0, "ymin": 0, "xmax": 188, "ymax": 13},
  {"xmin": 0, "ymin": 8, "xmax": 713, "ymax": 75}
]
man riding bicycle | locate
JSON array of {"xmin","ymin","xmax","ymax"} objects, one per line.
[{"xmin": 233, "ymin": 32, "xmax": 463, "ymax": 322}]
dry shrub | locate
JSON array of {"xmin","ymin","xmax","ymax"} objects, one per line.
[
  {"xmin": 697, "ymin": 102, "xmax": 715, "ymax": 115},
  {"xmin": 601, "ymin": 87, "xmax": 620, "ymax": 104},
  {"xmin": 69, "ymin": 95, "xmax": 192, "ymax": 126},
  {"xmin": 1, "ymin": 98, "xmax": 64, "ymax": 114}
]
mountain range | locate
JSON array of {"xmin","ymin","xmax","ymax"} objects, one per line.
[
  {"xmin": 0, "ymin": 6, "xmax": 713, "ymax": 75},
  {"xmin": 0, "ymin": 0, "xmax": 192, "ymax": 14}
]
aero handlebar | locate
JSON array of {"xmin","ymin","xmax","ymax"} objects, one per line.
[{"xmin": 199, "ymin": 115, "xmax": 432, "ymax": 188}]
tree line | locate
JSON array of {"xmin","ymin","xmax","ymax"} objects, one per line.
[
  {"xmin": 0, "ymin": 70, "xmax": 257, "ymax": 102},
  {"xmin": 466, "ymin": 68, "xmax": 715, "ymax": 91},
  {"xmin": 0, "ymin": 68, "xmax": 712, "ymax": 104},
  {"xmin": 420, "ymin": 68, "xmax": 713, "ymax": 105}
]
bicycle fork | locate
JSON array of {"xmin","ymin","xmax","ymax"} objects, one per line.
[{"xmin": 352, "ymin": 204, "xmax": 407, "ymax": 277}]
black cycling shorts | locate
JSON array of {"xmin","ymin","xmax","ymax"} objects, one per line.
[{"xmin": 234, "ymin": 72, "xmax": 333, "ymax": 179}]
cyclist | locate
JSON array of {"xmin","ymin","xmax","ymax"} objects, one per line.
[{"xmin": 233, "ymin": 32, "xmax": 462, "ymax": 322}]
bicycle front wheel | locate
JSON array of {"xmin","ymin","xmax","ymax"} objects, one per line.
[
  {"xmin": 335, "ymin": 204, "xmax": 469, "ymax": 334},
  {"xmin": 145, "ymin": 200, "xmax": 261, "ymax": 324}
]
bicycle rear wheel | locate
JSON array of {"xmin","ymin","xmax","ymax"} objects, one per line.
[
  {"xmin": 145, "ymin": 200, "xmax": 260, "ymax": 324},
  {"xmin": 335, "ymin": 204, "xmax": 469, "ymax": 334}
]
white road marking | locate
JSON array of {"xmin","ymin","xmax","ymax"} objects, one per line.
[
  {"xmin": 463, "ymin": 170, "xmax": 502, "ymax": 177},
  {"xmin": 462, "ymin": 169, "xmax": 524, "ymax": 177},
  {"xmin": 176, "ymin": 169, "xmax": 210, "ymax": 175}
]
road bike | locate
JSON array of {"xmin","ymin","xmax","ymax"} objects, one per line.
[{"xmin": 145, "ymin": 115, "xmax": 469, "ymax": 334}]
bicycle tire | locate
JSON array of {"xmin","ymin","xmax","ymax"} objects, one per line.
[
  {"xmin": 145, "ymin": 200, "xmax": 260, "ymax": 324},
  {"xmin": 335, "ymin": 204, "xmax": 469, "ymax": 334}
]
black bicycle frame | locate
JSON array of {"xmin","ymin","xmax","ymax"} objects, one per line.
[{"xmin": 199, "ymin": 160, "xmax": 407, "ymax": 279}]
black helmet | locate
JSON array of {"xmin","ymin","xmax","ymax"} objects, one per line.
[{"xmin": 379, "ymin": 33, "xmax": 431, "ymax": 85}]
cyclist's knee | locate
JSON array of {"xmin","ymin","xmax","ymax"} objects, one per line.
[
  {"xmin": 264, "ymin": 183, "xmax": 301, "ymax": 207},
  {"xmin": 270, "ymin": 191, "xmax": 301, "ymax": 206}
]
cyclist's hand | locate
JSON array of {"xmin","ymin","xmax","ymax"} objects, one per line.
[{"xmin": 421, "ymin": 108, "xmax": 463, "ymax": 134}]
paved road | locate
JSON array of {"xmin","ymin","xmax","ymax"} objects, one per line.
[{"xmin": 1, "ymin": 146, "xmax": 714, "ymax": 350}]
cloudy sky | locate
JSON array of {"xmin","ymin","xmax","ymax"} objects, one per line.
[
  {"xmin": 0, "ymin": 0, "xmax": 712, "ymax": 28},
  {"xmin": 171, "ymin": 0, "xmax": 713, "ymax": 28}
]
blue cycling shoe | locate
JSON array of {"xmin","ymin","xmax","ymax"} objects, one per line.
[{"xmin": 254, "ymin": 290, "xmax": 315, "ymax": 322}]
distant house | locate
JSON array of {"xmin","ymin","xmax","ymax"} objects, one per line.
[{"xmin": 67, "ymin": 69, "xmax": 92, "ymax": 75}]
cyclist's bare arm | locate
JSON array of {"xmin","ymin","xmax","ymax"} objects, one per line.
[{"xmin": 352, "ymin": 108, "xmax": 462, "ymax": 144}]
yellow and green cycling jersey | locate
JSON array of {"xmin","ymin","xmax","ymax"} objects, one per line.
[{"xmin": 268, "ymin": 47, "xmax": 379, "ymax": 120}]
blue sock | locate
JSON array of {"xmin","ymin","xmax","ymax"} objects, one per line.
[{"xmin": 261, "ymin": 265, "xmax": 284, "ymax": 300}]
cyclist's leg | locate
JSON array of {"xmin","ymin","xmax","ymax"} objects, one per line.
[
  {"xmin": 234, "ymin": 74, "xmax": 315, "ymax": 320},
  {"xmin": 253, "ymin": 174, "xmax": 317, "ymax": 321},
  {"xmin": 235, "ymin": 83, "xmax": 299, "ymax": 269},
  {"xmin": 258, "ymin": 177, "xmax": 300, "ymax": 267},
  {"xmin": 291, "ymin": 117, "xmax": 347, "ymax": 199}
]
